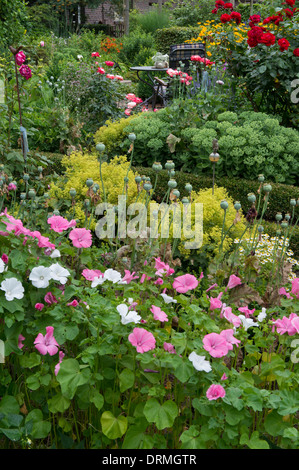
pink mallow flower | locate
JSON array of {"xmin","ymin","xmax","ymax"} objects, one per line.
[
  {"xmin": 291, "ymin": 278, "xmax": 299, "ymax": 299},
  {"xmin": 150, "ymin": 305, "xmax": 168, "ymax": 322},
  {"xmin": 1, "ymin": 254, "xmax": 8, "ymax": 264},
  {"xmin": 34, "ymin": 326, "xmax": 59, "ymax": 356},
  {"xmin": 154, "ymin": 257, "xmax": 174, "ymax": 277},
  {"xmin": 223, "ymin": 306, "xmax": 242, "ymax": 328},
  {"xmin": 67, "ymin": 300, "xmax": 79, "ymax": 307},
  {"xmin": 221, "ymin": 373, "xmax": 228, "ymax": 381},
  {"xmin": 82, "ymin": 269, "xmax": 103, "ymax": 281},
  {"xmin": 35, "ymin": 303, "xmax": 45, "ymax": 311},
  {"xmin": 206, "ymin": 384, "xmax": 226, "ymax": 401},
  {"xmin": 47, "ymin": 215, "xmax": 76, "ymax": 233},
  {"xmin": 44, "ymin": 292, "xmax": 58, "ymax": 305},
  {"xmin": 172, "ymin": 273, "xmax": 198, "ymax": 294},
  {"xmin": 163, "ymin": 342, "xmax": 176, "ymax": 354},
  {"xmin": 202, "ymin": 332, "xmax": 230, "ymax": 358},
  {"xmin": 238, "ymin": 306, "xmax": 255, "ymax": 318},
  {"xmin": 54, "ymin": 351, "xmax": 65, "ymax": 376},
  {"xmin": 105, "ymin": 61, "xmax": 114, "ymax": 66},
  {"xmin": 122, "ymin": 270, "xmax": 139, "ymax": 284},
  {"xmin": 128, "ymin": 328, "xmax": 156, "ymax": 353},
  {"xmin": 272, "ymin": 313, "xmax": 298, "ymax": 336},
  {"xmin": 69, "ymin": 228, "xmax": 92, "ymax": 248},
  {"xmin": 226, "ymin": 274, "xmax": 242, "ymax": 290},
  {"xmin": 18, "ymin": 334, "xmax": 25, "ymax": 349},
  {"xmin": 279, "ymin": 287, "xmax": 293, "ymax": 299},
  {"xmin": 219, "ymin": 329, "xmax": 241, "ymax": 350},
  {"xmin": 209, "ymin": 292, "xmax": 223, "ymax": 311}
]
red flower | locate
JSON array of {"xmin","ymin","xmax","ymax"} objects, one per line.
[
  {"xmin": 19, "ymin": 64, "xmax": 32, "ymax": 80},
  {"xmin": 284, "ymin": 0, "xmax": 295, "ymax": 6},
  {"xmin": 215, "ymin": 0, "xmax": 225, "ymax": 7},
  {"xmin": 249, "ymin": 14, "xmax": 261, "ymax": 27},
  {"xmin": 247, "ymin": 26, "xmax": 264, "ymax": 47},
  {"xmin": 293, "ymin": 48, "xmax": 299, "ymax": 57},
  {"xmin": 259, "ymin": 32, "xmax": 276, "ymax": 47},
  {"xmin": 278, "ymin": 38, "xmax": 290, "ymax": 51},
  {"xmin": 231, "ymin": 11, "xmax": 242, "ymax": 24},
  {"xmin": 212, "ymin": 7, "xmax": 218, "ymax": 13},
  {"xmin": 91, "ymin": 52, "xmax": 100, "ymax": 57},
  {"xmin": 220, "ymin": 13, "xmax": 231, "ymax": 23},
  {"xmin": 284, "ymin": 7, "xmax": 294, "ymax": 17},
  {"xmin": 224, "ymin": 2, "xmax": 233, "ymax": 8}
]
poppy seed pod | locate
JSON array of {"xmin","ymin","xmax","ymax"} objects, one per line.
[
  {"xmin": 247, "ymin": 193, "xmax": 256, "ymax": 203},
  {"xmin": 28, "ymin": 189, "xmax": 36, "ymax": 199},
  {"xmin": 172, "ymin": 189, "xmax": 180, "ymax": 198},
  {"xmin": 23, "ymin": 173, "xmax": 30, "ymax": 181},
  {"xmin": 275, "ymin": 212, "xmax": 283, "ymax": 222},
  {"xmin": 185, "ymin": 183, "xmax": 192, "ymax": 193},
  {"xmin": 181, "ymin": 197, "xmax": 189, "ymax": 205},
  {"xmin": 69, "ymin": 188, "xmax": 76, "ymax": 198},
  {"xmin": 128, "ymin": 133, "xmax": 136, "ymax": 142},
  {"xmin": 135, "ymin": 176, "xmax": 142, "ymax": 184},
  {"xmin": 234, "ymin": 201, "xmax": 241, "ymax": 211},
  {"xmin": 281, "ymin": 220, "xmax": 289, "ymax": 229},
  {"xmin": 168, "ymin": 179, "xmax": 177, "ymax": 189},
  {"xmin": 165, "ymin": 160, "xmax": 175, "ymax": 170},
  {"xmin": 86, "ymin": 178, "xmax": 93, "ymax": 188},
  {"xmin": 96, "ymin": 143, "xmax": 105, "ymax": 152},
  {"xmin": 152, "ymin": 162, "xmax": 162, "ymax": 172},
  {"xmin": 220, "ymin": 200, "xmax": 229, "ymax": 210},
  {"xmin": 290, "ymin": 199, "xmax": 296, "ymax": 207},
  {"xmin": 258, "ymin": 174, "xmax": 265, "ymax": 183},
  {"xmin": 263, "ymin": 183, "xmax": 272, "ymax": 193},
  {"xmin": 258, "ymin": 225, "xmax": 264, "ymax": 233}
]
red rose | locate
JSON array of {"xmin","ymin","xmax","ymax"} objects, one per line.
[
  {"xmin": 247, "ymin": 26, "xmax": 264, "ymax": 47},
  {"xmin": 215, "ymin": 0, "xmax": 225, "ymax": 7},
  {"xmin": 259, "ymin": 32, "xmax": 276, "ymax": 47},
  {"xmin": 284, "ymin": 7, "xmax": 294, "ymax": 17},
  {"xmin": 284, "ymin": 0, "xmax": 295, "ymax": 6},
  {"xmin": 212, "ymin": 8, "xmax": 218, "ymax": 13},
  {"xmin": 224, "ymin": 2, "xmax": 233, "ymax": 9},
  {"xmin": 293, "ymin": 48, "xmax": 299, "ymax": 57},
  {"xmin": 231, "ymin": 11, "xmax": 242, "ymax": 24},
  {"xmin": 220, "ymin": 13, "xmax": 231, "ymax": 23},
  {"xmin": 278, "ymin": 38, "xmax": 290, "ymax": 51}
]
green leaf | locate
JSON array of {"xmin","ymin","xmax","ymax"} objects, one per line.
[
  {"xmin": 0, "ymin": 427, "xmax": 22, "ymax": 441},
  {"xmin": 240, "ymin": 431, "xmax": 269, "ymax": 449},
  {"xmin": 57, "ymin": 359, "xmax": 91, "ymax": 399},
  {"xmin": 26, "ymin": 375, "xmax": 40, "ymax": 391},
  {"xmin": 180, "ymin": 426, "xmax": 206, "ymax": 449},
  {"xmin": 25, "ymin": 409, "xmax": 51, "ymax": 439},
  {"xmin": 119, "ymin": 368, "xmax": 135, "ymax": 393},
  {"xmin": 90, "ymin": 390, "xmax": 104, "ymax": 411},
  {"xmin": 143, "ymin": 399, "xmax": 178, "ymax": 430},
  {"xmin": 19, "ymin": 352, "xmax": 41, "ymax": 369},
  {"xmin": 0, "ymin": 396, "xmax": 19, "ymax": 415},
  {"xmin": 277, "ymin": 390, "xmax": 299, "ymax": 416},
  {"xmin": 47, "ymin": 393, "xmax": 71, "ymax": 413},
  {"xmin": 264, "ymin": 410, "xmax": 287, "ymax": 437},
  {"xmin": 101, "ymin": 411, "xmax": 128, "ymax": 440}
]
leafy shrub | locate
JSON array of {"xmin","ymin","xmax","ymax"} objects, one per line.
[
  {"xmin": 169, "ymin": 0, "xmax": 216, "ymax": 27},
  {"xmin": 133, "ymin": 8, "xmax": 170, "ymax": 34},
  {"xmin": 50, "ymin": 153, "xmax": 138, "ymax": 225},
  {"xmin": 95, "ymin": 109, "xmax": 299, "ymax": 184},
  {"xmin": 119, "ymin": 29, "xmax": 156, "ymax": 66},
  {"xmin": 154, "ymin": 26, "xmax": 201, "ymax": 54},
  {"xmin": 94, "ymin": 114, "xmax": 141, "ymax": 155}
]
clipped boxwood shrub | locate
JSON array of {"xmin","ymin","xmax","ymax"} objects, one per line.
[
  {"xmin": 134, "ymin": 166, "xmax": 299, "ymax": 223},
  {"xmin": 154, "ymin": 26, "xmax": 201, "ymax": 54}
]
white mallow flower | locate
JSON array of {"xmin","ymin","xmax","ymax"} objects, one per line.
[
  {"xmin": 91, "ymin": 276, "xmax": 106, "ymax": 288},
  {"xmin": 117, "ymin": 304, "xmax": 141, "ymax": 325},
  {"xmin": 1, "ymin": 277, "xmax": 24, "ymax": 301},
  {"xmin": 238, "ymin": 315, "xmax": 259, "ymax": 331},
  {"xmin": 160, "ymin": 293, "xmax": 177, "ymax": 304},
  {"xmin": 29, "ymin": 266, "xmax": 52, "ymax": 288},
  {"xmin": 49, "ymin": 263, "xmax": 71, "ymax": 285},
  {"xmin": 257, "ymin": 308, "xmax": 267, "ymax": 323},
  {"xmin": 50, "ymin": 249, "xmax": 61, "ymax": 259},
  {"xmin": 104, "ymin": 269, "xmax": 122, "ymax": 283},
  {"xmin": 188, "ymin": 352, "xmax": 212, "ymax": 372},
  {"xmin": 0, "ymin": 259, "xmax": 5, "ymax": 273}
]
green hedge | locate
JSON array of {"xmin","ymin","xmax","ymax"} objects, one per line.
[
  {"xmin": 154, "ymin": 26, "xmax": 201, "ymax": 54},
  {"xmin": 134, "ymin": 167, "xmax": 299, "ymax": 223}
]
